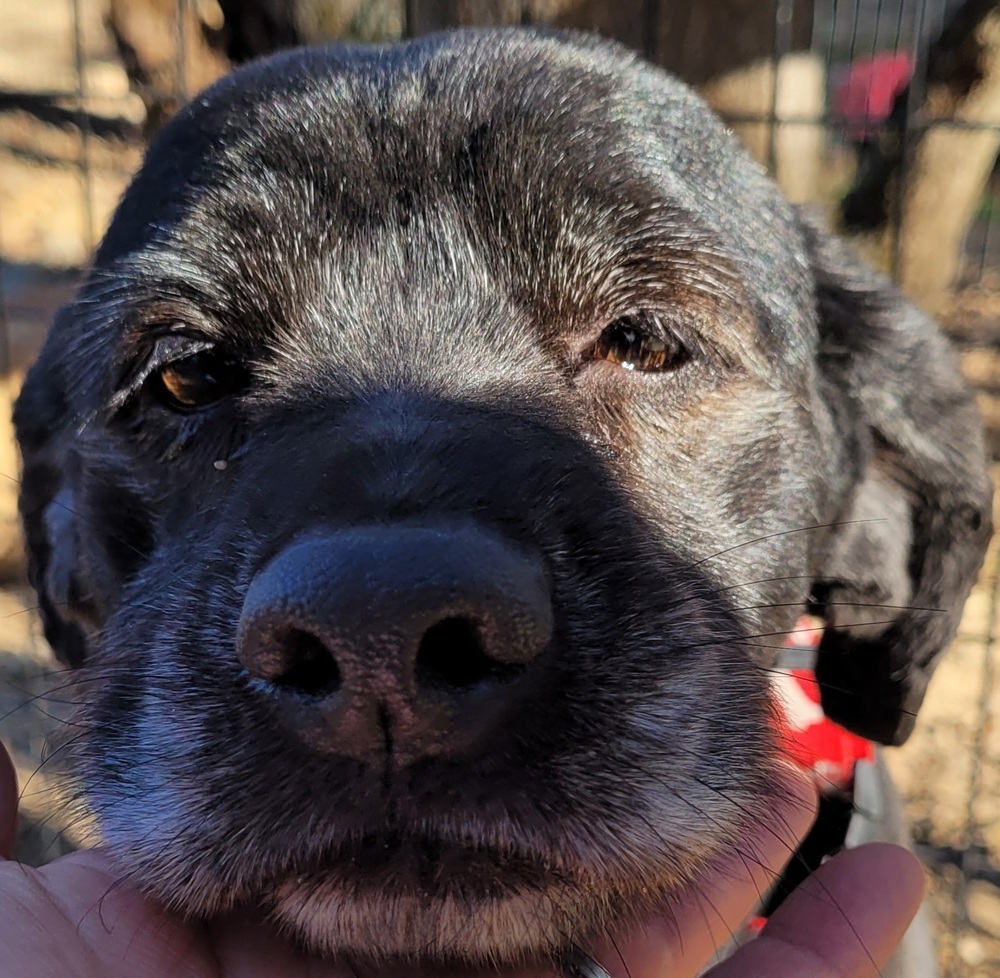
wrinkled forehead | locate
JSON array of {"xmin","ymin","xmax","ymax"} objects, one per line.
[{"xmin": 95, "ymin": 31, "xmax": 815, "ymax": 372}]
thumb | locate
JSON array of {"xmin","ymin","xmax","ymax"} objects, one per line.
[{"xmin": 0, "ymin": 741, "xmax": 17, "ymax": 859}]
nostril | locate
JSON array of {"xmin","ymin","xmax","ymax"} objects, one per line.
[
  {"xmin": 269, "ymin": 628, "xmax": 342, "ymax": 696},
  {"xmin": 415, "ymin": 616, "xmax": 523, "ymax": 692}
]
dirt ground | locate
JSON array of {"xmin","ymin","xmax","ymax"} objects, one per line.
[{"xmin": 3, "ymin": 2, "xmax": 1000, "ymax": 975}]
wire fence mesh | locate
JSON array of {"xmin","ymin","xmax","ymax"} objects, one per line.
[{"xmin": 0, "ymin": 2, "xmax": 998, "ymax": 976}]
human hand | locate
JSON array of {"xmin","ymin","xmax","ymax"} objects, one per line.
[{"xmin": 0, "ymin": 742, "xmax": 923, "ymax": 978}]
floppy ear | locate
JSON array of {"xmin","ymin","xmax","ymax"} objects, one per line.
[
  {"xmin": 14, "ymin": 308, "xmax": 93, "ymax": 668},
  {"xmin": 800, "ymin": 211, "xmax": 993, "ymax": 746}
]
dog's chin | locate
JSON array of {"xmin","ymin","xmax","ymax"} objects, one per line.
[
  {"xmin": 270, "ymin": 875, "xmax": 601, "ymax": 965},
  {"xmin": 260, "ymin": 826, "xmax": 713, "ymax": 965},
  {"xmin": 255, "ymin": 833, "xmax": 606, "ymax": 964}
]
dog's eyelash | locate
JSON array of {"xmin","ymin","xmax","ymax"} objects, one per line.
[
  {"xmin": 110, "ymin": 335, "xmax": 247, "ymax": 417},
  {"xmin": 111, "ymin": 335, "xmax": 213, "ymax": 411}
]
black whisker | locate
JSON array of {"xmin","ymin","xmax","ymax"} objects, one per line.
[{"xmin": 693, "ymin": 520, "xmax": 888, "ymax": 568}]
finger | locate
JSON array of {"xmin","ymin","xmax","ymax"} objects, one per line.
[
  {"xmin": 0, "ymin": 740, "xmax": 17, "ymax": 860},
  {"xmin": 586, "ymin": 762, "xmax": 818, "ymax": 978},
  {"xmin": 704, "ymin": 842, "xmax": 925, "ymax": 978},
  {"xmin": 211, "ymin": 911, "xmax": 358, "ymax": 978}
]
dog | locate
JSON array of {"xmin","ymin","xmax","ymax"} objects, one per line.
[{"xmin": 13, "ymin": 26, "xmax": 993, "ymax": 970}]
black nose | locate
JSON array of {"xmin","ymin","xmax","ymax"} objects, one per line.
[{"xmin": 236, "ymin": 525, "xmax": 552, "ymax": 763}]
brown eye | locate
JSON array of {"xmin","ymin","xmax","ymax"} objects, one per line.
[
  {"xmin": 154, "ymin": 350, "xmax": 245, "ymax": 412},
  {"xmin": 588, "ymin": 314, "xmax": 688, "ymax": 372}
]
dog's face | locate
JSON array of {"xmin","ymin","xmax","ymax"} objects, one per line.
[{"xmin": 14, "ymin": 28, "xmax": 992, "ymax": 966}]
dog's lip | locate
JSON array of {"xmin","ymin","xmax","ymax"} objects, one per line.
[
  {"xmin": 274, "ymin": 829, "xmax": 568, "ymax": 897},
  {"xmin": 314, "ymin": 823, "xmax": 556, "ymax": 866},
  {"xmin": 345, "ymin": 832, "xmax": 544, "ymax": 867}
]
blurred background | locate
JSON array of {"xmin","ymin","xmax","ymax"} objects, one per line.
[{"xmin": 1, "ymin": 1, "xmax": 999, "ymax": 975}]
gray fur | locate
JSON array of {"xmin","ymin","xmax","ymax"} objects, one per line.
[{"xmin": 12, "ymin": 27, "xmax": 992, "ymax": 967}]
